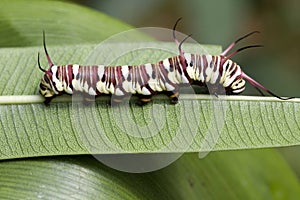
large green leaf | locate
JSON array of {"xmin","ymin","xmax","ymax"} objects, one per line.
[
  {"xmin": 1, "ymin": 150, "xmax": 300, "ymax": 200},
  {"xmin": 1, "ymin": 2, "xmax": 298, "ymax": 160},
  {"xmin": 1, "ymin": 41, "xmax": 299, "ymax": 159},
  {"xmin": 0, "ymin": 0, "xmax": 132, "ymax": 47}
]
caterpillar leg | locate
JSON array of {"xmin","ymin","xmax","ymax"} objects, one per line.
[
  {"xmin": 166, "ymin": 91, "xmax": 179, "ymax": 104},
  {"xmin": 137, "ymin": 95, "xmax": 152, "ymax": 106},
  {"xmin": 83, "ymin": 96, "xmax": 95, "ymax": 105},
  {"xmin": 44, "ymin": 96, "xmax": 54, "ymax": 105},
  {"xmin": 72, "ymin": 92, "xmax": 95, "ymax": 105},
  {"xmin": 206, "ymin": 83, "xmax": 226, "ymax": 97},
  {"xmin": 110, "ymin": 95, "xmax": 127, "ymax": 106},
  {"xmin": 80, "ymin": 94, "xmax": 95, "ymax": 106}
]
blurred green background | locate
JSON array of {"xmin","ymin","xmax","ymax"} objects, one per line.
[{"xmin": 75, "ymin": 0, "xmax": 300, "ymax": 98}]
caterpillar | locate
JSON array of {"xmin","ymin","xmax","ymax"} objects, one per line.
[{"xmin": 38, "ymin": 19, "xmax": 292, "ymax": 105}]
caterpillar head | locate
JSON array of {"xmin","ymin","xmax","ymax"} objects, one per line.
[
  {"xmin": 38, "ymin": 52, "xmax": 57, "ymax": 99},
  {"xmin": 39, "ymin": 71, "xmax": 56, "ymax": 98}
]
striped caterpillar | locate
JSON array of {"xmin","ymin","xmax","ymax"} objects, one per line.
[{"xmin": 38, "ymin": 19, "xmax": 292, "ymax": 105}]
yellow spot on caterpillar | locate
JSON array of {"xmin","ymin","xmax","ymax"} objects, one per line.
[
  {"xmin": 141, "ymin": 98, "xmax": 151, "ymax": 102},
  {"xmin": 170, "ymin": 92, "xmax": 179, "ymax": 98}
]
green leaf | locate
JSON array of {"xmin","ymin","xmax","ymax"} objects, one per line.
[
  {"xmin": 1, "ymin": 96, "xmax": 300, "ymax": 160},
  {"xmin": 0, "ymin": 156, "xmax": 164, "ymax": 200},
  {"xmin": 0, "ymin": 0, "xmax": 132, "ymax": 47},
  {"xmin": 0, "ymin": 41, "xmax": 299, "ymax": 159},
  {"xmin": 0, "ymin": 0, "xmax": 131, "ymax": 47},
  {"xmin": 1, "ymin": 150, "xmax": 300, "ymax": 200},
  {"xmin": 0, "ymin": 0, "xmax": 299, "ymax": 161},
  {"xmin": 153, "ymin": 150, "xmax": 300, "ymax": 200}
]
